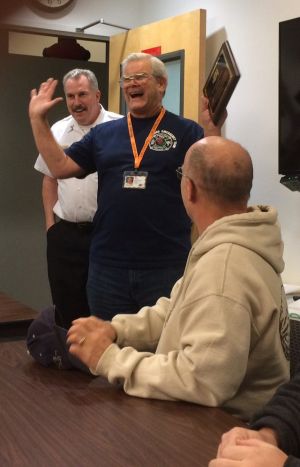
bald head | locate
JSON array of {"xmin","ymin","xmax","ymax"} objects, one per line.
[{"xmin": 184, "ymin": 137, "xmax": 253, "ymax": 205}]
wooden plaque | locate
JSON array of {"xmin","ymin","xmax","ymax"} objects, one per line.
[{"xmin": 203, "ymin": 41, "xmax": 240, "ymax": 125}]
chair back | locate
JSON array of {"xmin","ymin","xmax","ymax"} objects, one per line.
[{"xmin": 290, "ymin": 315, "xmax": 300, "ymax": 377}]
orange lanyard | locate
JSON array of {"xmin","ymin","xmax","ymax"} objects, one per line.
[{"xmin": 127, "ymin": 107, "xmax": 166, "ymax": 169}]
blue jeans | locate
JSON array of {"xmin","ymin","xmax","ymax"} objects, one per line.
[{"xmin": 86, "ymin": 262, "xmax": 185, "ymax": 320}]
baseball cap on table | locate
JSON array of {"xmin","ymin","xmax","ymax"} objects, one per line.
[{"xmin": 26, "ymin": 306, "xmax": 90, "ymax": 373}]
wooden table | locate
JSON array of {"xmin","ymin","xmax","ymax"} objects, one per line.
[
  {"xmin": 0, "ymin": 292, "xmax": 38, "ymax": 339},
  {"xmin": 1, "ymin": 340, "xmax": 245, "ymax": 467}
]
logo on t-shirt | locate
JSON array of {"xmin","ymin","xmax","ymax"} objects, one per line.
[{"xmin": 149, "ymin": 130, "xmax": 177, "ymax": 151}]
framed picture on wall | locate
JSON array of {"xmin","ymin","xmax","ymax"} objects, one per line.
[{"xmin": 203, "ymin": 41, "xmax": 240, "ymax": 125}]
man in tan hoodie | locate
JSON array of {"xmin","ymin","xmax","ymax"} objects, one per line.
[{"xmin": 67, "ymin": 136, "xmax": 290, "ymax": 421}]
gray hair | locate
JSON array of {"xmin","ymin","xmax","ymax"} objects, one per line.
[
  {"xmin": 121, "ymin": 52, "xmax": 168, "ymax": 80},
  {"xmin": 62, "ymin": 68, "xmax": 99, "ymax": 91}
]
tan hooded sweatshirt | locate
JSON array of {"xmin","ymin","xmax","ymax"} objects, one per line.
[{"xmin": 93, "ymin": 206, "xmax": 290, "ymax": 420}]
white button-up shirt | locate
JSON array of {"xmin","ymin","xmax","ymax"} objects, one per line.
[{"xmin": 34, "ymin": 106, "xmax": 122, "ymax": 222}]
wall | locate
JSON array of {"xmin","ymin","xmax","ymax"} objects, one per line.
[
  {"xmin": 3, "ymin": 0, "xmax": 142, "ymax": 36},
  {"xmin": 4, "ymin": 0, "xmax": 300, "ymax": 286},
  {"xmin": 0, "ymin": 0, "xmax": 142, "ymax": 309},
  {"xmin": 0, "ymin": 51, "xmax": 106, "ymax": 310},
  {"xmin": 137, "ymin": 0, "xmax": 300, "ymax": 285}
]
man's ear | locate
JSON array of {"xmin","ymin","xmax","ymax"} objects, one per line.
[
  {"xmin": 156, "ymin": 76, "xmax": 167, "ymax": 95},
  {"xmin": 187, "ymin": 178, "xmax": 197, "ymax": 203}
]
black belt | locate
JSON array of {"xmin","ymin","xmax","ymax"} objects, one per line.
[{"xmin": 59, "ymin": 219, "xmax": 93, "ymax": 230}]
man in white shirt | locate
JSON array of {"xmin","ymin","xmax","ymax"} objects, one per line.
[{"xmin": 35, "ymin": 68, "xmax": 121, "ymax": 328}]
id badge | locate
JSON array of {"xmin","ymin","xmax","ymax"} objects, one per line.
[{"xmin": 123, "ymin": 171, "xmax": 148, "ymax": 189}]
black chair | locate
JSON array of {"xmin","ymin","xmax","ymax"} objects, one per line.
[{"xmin": 289, "ymin": 316, "xmax": 300, "ymax": 377}]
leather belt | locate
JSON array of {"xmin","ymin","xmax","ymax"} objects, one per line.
[{"xmin": 59, "ymin": 219, "xmax": 93, "ymax": 230}]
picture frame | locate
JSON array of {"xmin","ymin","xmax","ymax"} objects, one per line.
[{"xmin": 203, "ymin": 41, "xmax": 240, "ymax": 125}]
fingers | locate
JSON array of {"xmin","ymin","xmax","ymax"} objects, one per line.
[
  {"xmin": 67, "ymin": 318, "xmax": 110, "ymax": 370},
  {"xmin": 30, "ymin": 78, "xmax": 55, "ymax": 98},
  {"xmin": 236, "ymin": 438, "xmax": 268, "ymax": 448},
  {"xmin": 219, "ymin": 444, "xmax": 252, "ymax": 462},
  {"xmin": 218, "ymin": 109, "xmax": 228, "ymax": 128},
  {"xmin": 217, "ymin": 428, "xmax": 250, "ymax": 456},
  {"xmin": 66, "ymin": 322, "xmax": 89, "ymax": 360},
  {"xmin": 30, "ymin": 78, "xmax": 59, "ymax": 100},
  {"xmin": 217, "ymin": 427, "xmax": 267, "ymax": 458},
  {"xmin": 201, "ymin": 94, "xmax": 209, "ymax": 109},
  {"xmin": 213, "ymin": 435, "xmax": 287, "ymax": 467},
  {"xmin": 67, "ymin": 321, "xmax": 86, "ymax": 346},
  {"xmin": 39, "ymin": 77, "xmax": 56, "ymax": 91},
  {"xmin": 71, "ymin": 316, "xmax": 105, "ymax": 332},
  {"xmin": 219, "ymin": 440, "xmax": 277, "ymax": 461},
  {"xmin": 29, "ymin": 78, "xmax": 63, "ymax": 118},
  {"xmin": 67, "ymin": 316, "xmax": 103, "ymax": 345},
  {"xmin": 209, "ymin": 459, "xmax": 240, "ymax": 467}
]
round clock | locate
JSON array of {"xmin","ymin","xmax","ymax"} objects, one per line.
[{"xmin": 28, "ymin": 0, "xmax": 74, "ymax": 12}]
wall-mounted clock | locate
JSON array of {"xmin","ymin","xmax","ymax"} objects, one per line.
[{"xmin": 28, "ymin": 0, "xmax": 75, "ymax": 12}]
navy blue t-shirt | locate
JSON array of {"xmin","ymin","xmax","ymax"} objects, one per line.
[{"xmin": 65, "ymin": 110, "xmax": 204, "ymax": 268}]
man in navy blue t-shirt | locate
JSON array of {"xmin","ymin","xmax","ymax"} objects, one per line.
[{"xmin": 29, "ymin": 52, "xmax": 223, "ymax": 321}]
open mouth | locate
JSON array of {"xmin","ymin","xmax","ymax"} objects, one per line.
[{"xmin": 129, "ymin": 90, "xmax": 144, "ymax": 99}]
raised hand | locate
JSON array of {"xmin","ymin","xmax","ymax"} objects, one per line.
[
  {"xmin": 200, "ymin": 95, "xmax": 227, "ymax": 136},
  {"xmin": 29, "ymin": 78, "xmax": 64, "ymax": 121}
]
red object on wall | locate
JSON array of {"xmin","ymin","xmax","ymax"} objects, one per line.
[{"xmin": 142, "ymin": 46, "xmax": 162, "ymax": 56}]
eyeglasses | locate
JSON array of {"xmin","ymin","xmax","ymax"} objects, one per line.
[
  {"xmin": 176, "ymin": 166, "xmax": 191, "ymax": 181},
  {"xmin": 177, "ymin": 166, "xmax": 208, "ymax": 192},
  {"xmin": 119, "ymin": 72, "xmax": 153, "ymax": 87}
]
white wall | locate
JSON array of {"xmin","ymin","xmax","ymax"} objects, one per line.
[
  {"xmin": 138, "ymin": 0, "xmax": 300, "ymax": 284},
  {"xmin": 4, "ymin": 0, "xmax": 141, "ymax": 35},
  {"xmin": 6, "ymin": 0, "xmax": 300, "ymax": 283}
]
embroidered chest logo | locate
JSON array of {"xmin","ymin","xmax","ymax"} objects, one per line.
[{"xmin": 149, "ymin": 130, "xmax": 177, "ymax": 151}]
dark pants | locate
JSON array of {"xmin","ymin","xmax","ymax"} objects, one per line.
[
  {"xmin": 86, "ymin": 261, "xmax": 185, "ymax": 321},
  {"xmin": 47, "ymin": 220, "xmax": 93, "ymax": 329}
]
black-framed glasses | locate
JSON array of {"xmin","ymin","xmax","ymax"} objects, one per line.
[{"xmin": 119, "ymin": 72, "xmax": 153, "ymax": 88}]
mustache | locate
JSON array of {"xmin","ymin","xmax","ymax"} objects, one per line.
[{"xmin": 73, "ymin": 105, "xmax": 86, "ymax": 112}]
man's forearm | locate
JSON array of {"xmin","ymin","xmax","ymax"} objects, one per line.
[{"xmin": 42, "ymin": 175, "xmax": 58, "ymax": 230}]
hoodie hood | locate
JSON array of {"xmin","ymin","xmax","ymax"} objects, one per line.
[{"xmin": 191, "ymin": 205, "xmax": 284, "ymax": 274}]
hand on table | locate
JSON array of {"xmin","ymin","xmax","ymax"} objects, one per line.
[
  {"xmin": 209, "ymin": 427, "xmax": 287, "ymax": 467},
  {"xmin": 209, "ymin": 438, "xmax": 287, "ymax": 467},
  {"xmin": 217, "ymin": 426, "xmax": 278, "ymax": 458},
  {"xmin": 67, "ymin": 316, "xmax": 117, "ymax": 371}
]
